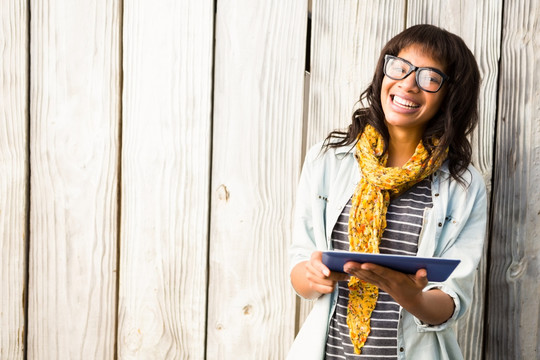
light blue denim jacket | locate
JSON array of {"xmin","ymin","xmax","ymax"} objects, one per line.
[{"xmin": 287, "ymin": 143, "xmax": 488, "ymax": 360}]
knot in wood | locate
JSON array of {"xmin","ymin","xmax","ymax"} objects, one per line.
[
  {"xmin": 506, "ymin": 260, "xmax": 526, "ymax": 281},
  {"xmin": 242, "ymin": 304, "xmax": 252, "ymax": 315},
  {"xmin": 217, "ymin": 184, "xmax": 230, "ymax": 201}
]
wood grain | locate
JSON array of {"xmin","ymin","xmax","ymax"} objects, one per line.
[
  {"xmin": 208, "ymin": 1, "xmax": 307, "ymax": 358},
  {"xmin": 486, "ymin": 0, "xmax": 540, "ymax": 358},
  {"xmin": 298, "ymin": 0, "xmax": 406, "ymax": 330},
  {"xmin": 407, "ymin": 0, "xmax": 502, "ymax": 186},
  {"xmin": 0, "ymin": 1, "xmax": 28, "ymax": 359},
  {"xmin": 305, "ymin": 0, "xmax": 407, "ymax": 150},
  {"xmin": 27, "ymin": 1, "xmax": 121, "ymax": 358},
  {"xmin": 118, "ymin": 1, "xmax": 214, "ymax": 358},
  {"xmin": 407, "ymin": 2, "xmax": 502, "ymax": 359}
]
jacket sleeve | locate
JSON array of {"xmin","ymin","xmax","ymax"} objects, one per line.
[
  {"xmin": 415, "ymin": 166, "xmax": 488, "ymax": 331},
  {"xmin": 288, "ymin": 144, "xmax": 323, "ymax": 274}
]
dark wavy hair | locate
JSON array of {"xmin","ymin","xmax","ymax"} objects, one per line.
[{"xmin": 324, "ymin": 24, "xmax": 481, "ymax": 184}]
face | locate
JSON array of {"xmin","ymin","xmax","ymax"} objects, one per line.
[{"xmin": 380, "ymin": 44, "xmax": 447, "ymax": 138}]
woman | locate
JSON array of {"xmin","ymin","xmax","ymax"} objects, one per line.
[{"xmin": 287, "ymin": 24, "xmax": 487, "ymax": 360}]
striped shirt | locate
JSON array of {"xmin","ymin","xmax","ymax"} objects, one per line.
[{"xmin": 325, "ymin": 178, "xmax": 433, "ymax": 360}]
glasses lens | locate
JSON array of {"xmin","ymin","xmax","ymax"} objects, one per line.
[
  {"xmin": 385, "ymin": 57, "xmax": 410, "ymax": 80},
  {"xmin": 417, "ymin": 69, "xmax": 444, "ymax": 92},
  {"xmin": 384, "ymin": 55, "xmax": 446, "ymax": 92}
]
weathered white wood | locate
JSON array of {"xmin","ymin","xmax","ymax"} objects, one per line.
[
  {"xmin": 407, "ymin": 0, "xmax": 501, "ymax": 186},
  {"xmin": 0, "ymin": 1, "xmax": 28, "ymax": 359},
  {"xmin": 487, "ymin": 0, "xmax": 540, "ymax": 358},
  {"xmin": 298, "ymin": 0, "xmax": 407, "ymax": 330},
  {"xmin": 118, "ymin": 1, "xmax": 214, "ymax": 358},
  {"xmin": 27, "ymin": 1, "xmax": 121, "ymax": 358},
  {"xmin": 208, "ymin": 1, "xmax": 307, "ymax": 358},
  {"xmin": 407, "ymin": 2, "xmax": 502, "ymax": 359},
  {"xmin": 305, "ymin": 0, "xmax": 407, "ymax": 150}
]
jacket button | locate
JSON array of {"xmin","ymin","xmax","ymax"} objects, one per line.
[
  {"xmin": 400, "ymin": 347, "xmax": 404, "ymax": 352},
  {"xmin": 438, "ymin": 222, "xmax": 443, "ymax": 227},
  {"xmin": 434, "ymin": 193, "xmax": 439, "ymax": 197}
]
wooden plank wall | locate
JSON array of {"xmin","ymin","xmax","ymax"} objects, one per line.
[{"xmin": 1, "ymin": 0, "xmax": 539, "ymax": 359}]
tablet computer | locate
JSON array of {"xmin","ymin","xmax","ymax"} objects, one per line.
[{"xmin": 321, "ymin": 250, "xmax": 460, "ymax": 282}]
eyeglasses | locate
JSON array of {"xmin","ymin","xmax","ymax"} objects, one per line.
[{"xmin": 383, "ymin": 54, "xmax": 449, "ymax": 93}]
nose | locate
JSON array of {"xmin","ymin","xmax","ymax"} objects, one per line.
[{"xmin": 397, "ymin": 71, "xmax": 420, "ymax": 92}]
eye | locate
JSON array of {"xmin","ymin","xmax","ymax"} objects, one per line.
[
  {"xmin": 428, "ymin": 76, "xmax": 442, "ymax": 85},
  {"xmin": 419, "ymin": 70, "xmax": 442, "ymax": 85},
  {"xmin": 392, "ymin": 65, "xmax": 407, "ymax": 74},
  {"xmin": 387, "ymin": 59, "xmax": 409, "ymax": 77}
]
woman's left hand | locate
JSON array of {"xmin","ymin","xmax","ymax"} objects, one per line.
[
  {"xmin": 343, "ymin": 261, "xmax": 454, "ymax": 325},
  {"xmin": 343, "ymin": 262, "xmax": 427, "ymax": 307}
]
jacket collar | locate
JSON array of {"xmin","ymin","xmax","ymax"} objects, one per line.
[
  {"xmin": 438, "ymin": 161, "xmax": 450, "ymax": 173},
  {"xmin": 334, "ymin": 142, "xmax": 357, "ymax": 155}
]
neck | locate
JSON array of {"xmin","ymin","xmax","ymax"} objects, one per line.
[{"xmin": 386, "ymin": 128, "xmax": 423, "ymax": 168}]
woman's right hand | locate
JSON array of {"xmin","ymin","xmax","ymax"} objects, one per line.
[{"xmin": 291, "ymin": 251, "xmax": 350, "ymax": 299}]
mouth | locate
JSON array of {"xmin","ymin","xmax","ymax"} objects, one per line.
[{"xmin": 391, "ymin": 95, "xmax": 420, "ymax": 109}]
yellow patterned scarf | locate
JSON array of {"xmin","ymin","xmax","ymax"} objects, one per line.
[{"xmin": 347, "ymin": 125, "xmax": 445, "ymax": 354}]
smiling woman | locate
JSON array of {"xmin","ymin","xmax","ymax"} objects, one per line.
[
  {"xmin": 381, "ymin": 45, "xmax": 448, "ymax": 167},
  {"xmin": 287, "ymin": 24, "xmax": 486, "ymax": 360}
]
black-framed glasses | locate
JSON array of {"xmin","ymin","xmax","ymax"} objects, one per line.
[{"xmin": 383, "ymin": 54, "xmax": 449, "ymax": 93}]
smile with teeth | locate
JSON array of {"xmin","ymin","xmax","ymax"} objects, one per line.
[{"xmin": 392, "ymin": 95, "xmax": 420, "ymax": 109}]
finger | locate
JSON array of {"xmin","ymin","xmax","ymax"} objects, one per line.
[
  {"xmin": 305, "ymin": 268, "xmax": 337, "ymax": 294},
  {"xmin": 342, "ymin": 261, "xmax": 362, "ymax": 274},
  {"xmin": 305, "ymin": 262, "xmax": 335, "ymax": 286},
  {"xmin": 345, "ymin": 262, "xmax": 413, "ymax": 291},
  {"xmin": 329, "ymin": 272, "xmax": 350, "ymax": 282},
  {"xmin": 306, "ymin": 270, "xmax": 334, "ymax": 286},
  {"xmin": 309, "ymin": 282, "xmax": 336, "ymax": 294},
  {"xmin": 416, "ymin": 268, "xmax": 427, "ymax": 278},
  {"xmin": 310, "ymin": 251, "xmax": 331, "ymax": 277},
  {"xmin": 359, "ymin": 262, "xmax": 393, "ymax": 275},
  {"xmin": 344, "ymin": 262, "xmax": 389, "ymax": 279},
  {"xmin": 306, "ymin": 259, "xmax": 331, "ymax": 279},
  {"xmin": 321, "ymin": 266, "xmax": 330, "ymax": 277},
  {"xmin": 359, "ymin": 270, "xmax": 386, "ymax": 287},
  {"xmin": 415, "ymin": 268, "xmax": 428, "ymax": 286},
  {"xmin": 344, "ymin": 267, "xmax": 386, "ymax": 288}
]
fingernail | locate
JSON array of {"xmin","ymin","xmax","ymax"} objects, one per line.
[{"xmin": 323, "ymin": 269, "xmax": 330, "ymax": 276}]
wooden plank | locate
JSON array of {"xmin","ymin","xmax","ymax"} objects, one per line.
[
  {"xmin": 406, "ymin": 2, "xmax": 502, "ymax": 359},
  {"xmin": 305, "ymin": 0, "xmax": 407, "ymax": 150},
  {"xmin": 117, "ymin": 1, "xmax": 214, "ymax": 358},
  {"xmin": 207, "ymin": 1, "xmax": 307, "ymax": 358},
  {"xmin": 27, "ymin": 1, "xmax": 121, "ymax": 358},
  {"xmin": 486, "ymin": 0, "xmax": 540, "ymax": 358},
  {"xmin": 407, "ymin": 0, "xmax": 502, "ymax": 183},
  {"xmin": 298, "ymin": 0, "xmax": 406, "ymax": 329},
  {"xmin": 0, "ymin": 1, "xmax": 28, "ymax": 359}
]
